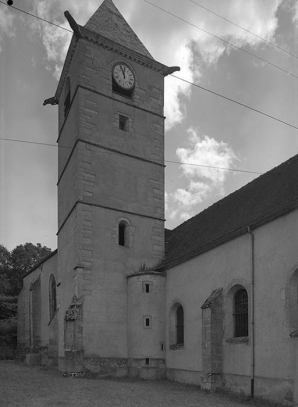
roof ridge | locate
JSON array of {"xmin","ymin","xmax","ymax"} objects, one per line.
[
  {"xmin": 173, "ymin": 154, "xmax": 297, "ymax": 233},
  {"xmin": 161, "ymin": 153, "xmax": 298, "ymax": 270}
]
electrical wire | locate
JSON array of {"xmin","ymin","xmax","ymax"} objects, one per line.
[
  {"xmin": 172, "ymin": 74, "xmax": 298, "ymax": 131},
  {"xmin": 0, "ymin": 137, "xmax": 263, "ymax": 175},
  {"xmin": 166, "ymin": 159, "xmax": 263, "ymax": 175},
  {"xmin": 187, "ymin": 0, "xmax": 298, "ymax": 60},
  {"xmin": 141, "ymin": 0, "xmax": 298, "ymax": 80},
  {"xmin": 1, "ymin": 0, "xmax": 297, "ymax": 80},
  {"xmin": 0, "ymin": 0, "xmax": 72, "ymax": 33},
  {"xmin": 0, "ymin": 3, "xmax": 297, "ymax": 144},
  {"xmin": 1, "ymin": 1, "xmax": 298, "ymax": 129}
]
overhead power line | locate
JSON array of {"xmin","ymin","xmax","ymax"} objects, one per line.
[
  {"xmin": 1, "ymin": 0, "xmax": 297, "ymax": 80},
  {"xmin": 1, "ymin": 3, "xmax": 298, "ymax": 130},
  {"xmin": 0, "ymin": 0, "xmax": 72, "ymax": 33},
  {"xmin": 172, "ymin": 75, "xmax": 298, "ymax": 131},
  {"xmin": 0, "ymin": 137, "xmax": 263, "ymax": 175},
  {"xmin": 141, "ymin": 0, "xmax": 298, "ymax": 80},
  {"xmin": 187, "ymin": 0, "xmax": 298, "ymax": 60},
  {"xmin": 166, "ymin": 159, "xmax": 263, "ymax": 175}
]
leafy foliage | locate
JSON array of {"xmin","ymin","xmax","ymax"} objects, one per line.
[
  {"xmin": 0, "ymin": 296, "xmax": 18, "ymax": 320},
  {"xmin": 0, "ymin": 243, "xmax": 52, "ymax": 359},
  {"xmin": 0, "ymin": 243, "xmax": 51, "ymax": 296},
  {"xmin": 0, "ymin": 299, "xmax": 17, "ymax": 359}
]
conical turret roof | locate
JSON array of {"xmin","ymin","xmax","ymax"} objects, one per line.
[{"xmin": 84, "ymin": 0, "xmax": 153, "ymax": 59}]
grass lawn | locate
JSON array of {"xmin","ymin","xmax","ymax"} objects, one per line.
[{"xmin": 0, "ymin": 361, "xmax": 280, "ymax": 407}]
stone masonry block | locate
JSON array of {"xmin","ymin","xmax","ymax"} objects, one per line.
[
  {"xmin": 151, "ymin": 235, "xmax": 163, "ymax": 242},
  {"xmin": 83, "ymin": 107, "xmax": 99, "ymax": 116},
  {"xmin": 85, "ymin": 66, "xmax": 98, "ymax": 74}
]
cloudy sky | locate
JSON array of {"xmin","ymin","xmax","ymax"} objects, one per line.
[{"xmin": 1, "ymin": 0, "xmax": 298, "ymax": 251}]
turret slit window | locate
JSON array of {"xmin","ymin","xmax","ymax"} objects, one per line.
[
  {"xmin": 64, "ymin": 77, "xmax": 71, "ymax": 117},
  {"xmin": 234, "ymin": 289, "xmax": 248, "ymax": 337},
  {"xmin": 176, "ymin": 305, "xmax": 184, "ymax": 345},
  {"xmin": 143, "ymin": 315, "xmax": 152, "ymax": 329},
  {"xmin": 49, "ymin": 275, "xmax": 57, "ymax": 320}
]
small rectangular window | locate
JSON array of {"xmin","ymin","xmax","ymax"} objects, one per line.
[
  {"xmin": 119, "ymin": 115, "xmax": 129, "ymax": 131},
  {"xmin": 145, "ymin": 358, "xmax": 149, "ymax": 365},
  {"xmin": 143, "ymin": 315, "xmax": 152, "ymax": 329},
  {"xmin": 142, "ymin": 281, "xmax": 152, "ymax": 293}
]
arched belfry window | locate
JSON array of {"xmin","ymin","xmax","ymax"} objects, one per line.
[
  {"xmin": 176, "ymin": 305, "xmax": 184, "ymax": 345},
  {"xmin": 234, "ymin": 288, "xmax": 248, "ymax": 337},
  {"xmin": 118, "ymin": 221, "xmax": 130, "ymax": 247},
  {"xmin": 64, "ymin": 77, "xmax": 71, "ymax": 117},
  {"xmin": 49, "ymin": 274, "xmax": 57, "ymax": 320},
  {"xmin": 119, "ymin": 222, "xmax": 126, "ymax": 246}
]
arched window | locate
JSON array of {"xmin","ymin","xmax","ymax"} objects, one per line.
[
  {"xmin": 64, "ymin": 77, "xmax": 71, "ymax": 117},
  {"xmin": 234, "ymin": 289, "xmax": 248, "ymax": 337},
  {"xmin": 169, "ymin": 302, "xmax": 184, "ymax": 349},
  {"xmin": 49, "ymin": 275, "xmax": 57, "ymax": 320},
  {"xmin": 286, "ymin": 269, "xmax": 298, "ymax": 336},
  {"xmin": 118, "ymin": 222, "xmax": 126, "ymax": 246},
  {"xmin": 176, "ymin": 305, "xmax": 184, "ymax": 345},
  {"xmin": 118, "ymin": 220, "xmax": 130, "ymax": 247}
]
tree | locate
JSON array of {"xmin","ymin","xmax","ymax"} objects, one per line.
[
  {"xmin": 0, "ymin": 243, "xmax": 52, "ymax": 359},
  {"xmin": 0, "ymin": 243, "xmax": 52, "ymax": 296},
  {"xmin": 0, "ymin": 245, "xmax": 12, "ymax": 295}
]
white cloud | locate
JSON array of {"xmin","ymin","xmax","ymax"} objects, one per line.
[
  {"xmin": 164, "ymin": 44, "xmax": 194, "ymax": 130},
  {"xmin": 173, "ymin": 181, "xmax": 212, "ymax": 207},
  {"xmin": 27, "ymin": 0, "xmax": 284, "ymax": 125},
  {"xmin": 165, "ymin": 191, "xmax": 169, "ymax": 212},
  {"xmin": 160, "ymin": 0, "xmax": 283, "ymax": 128},
  {"xmin": 180, "ymin": 211, "xmax": 195, "ymax": 222},
  {"xmin": 28, "ymin": 0, "xmax": 100, "ymax": 79},
  {"xmin": 292, "ymin": 0, "xmax": 298, "ymax": 22},
  {"xmin": 0, "ymin": 6, "xmax": 15, "ymax": 52},
  {"xmin": 168, "ymin": 209, "xmax": 178, "ymax": 220},
  {"xmin": 177, "ymin": 128, "xmax": 237, "ymax": 187},
  {"xmin": 171, "ymin": 128, "xmax": 237, "ymax": 211}
]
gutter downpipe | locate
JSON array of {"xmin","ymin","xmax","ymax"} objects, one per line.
[{"xmin": 247, "ymin": 226, "xmax": 255, "ymax": 398}]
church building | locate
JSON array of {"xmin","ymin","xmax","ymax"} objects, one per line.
[{"xmin": 17, "ymin": 1, "xmax": 298, "ymax": 405}]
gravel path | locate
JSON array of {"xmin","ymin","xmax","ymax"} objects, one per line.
[{"xmin": 0, "ymin": 361, "xmax": 278, "ymax": 407}]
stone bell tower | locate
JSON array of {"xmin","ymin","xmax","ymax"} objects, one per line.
[{"xmin": 44, "ymin": 0, "xmax": 179, "ymax": 374}]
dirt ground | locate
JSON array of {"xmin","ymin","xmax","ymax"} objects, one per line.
[{"xmin": 0, "ymin": 361, "xmax": 280, "ymax": 407}]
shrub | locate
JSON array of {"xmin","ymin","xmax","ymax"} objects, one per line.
[
  {"xmin": 0, "ymin": 317, "xmax": 17, "ymax": 359},
  {"xmin": 0, "ymin": 296, "xmax": 18, "ymax": 359},
  {"xmin": 0, "ymin": 296, "xmax": 18, "ymax": 320}
]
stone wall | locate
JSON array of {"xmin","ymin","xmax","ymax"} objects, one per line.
[
  {"xmin": 201, "ymin": 288, "xmax": 223, "ymax": 390},
  {"xmin": 17, "ymin": 252, "xmax": 58, "ymax": 362}
]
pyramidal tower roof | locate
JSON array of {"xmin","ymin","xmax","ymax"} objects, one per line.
[{"xmin": 84, "ymin": 0, "xmax": 153, "ymax": 59}]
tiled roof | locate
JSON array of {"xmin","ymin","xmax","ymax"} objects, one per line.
[
  {"xmin": 158, "ymin": 154, "xmax": 298, "ymax": 271},
  {"xmin": 84, "ymin": 0, "xmax": 153, "ymax": 59}
]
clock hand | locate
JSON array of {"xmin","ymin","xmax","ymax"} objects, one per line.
[{"xmin": 120, "ymin": 66, "xmax": 126, "ymax": 79}]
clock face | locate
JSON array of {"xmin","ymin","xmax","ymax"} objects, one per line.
[{"xmin": 113, "ymin": 64, "xmax": 135, "ymax": 90}]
